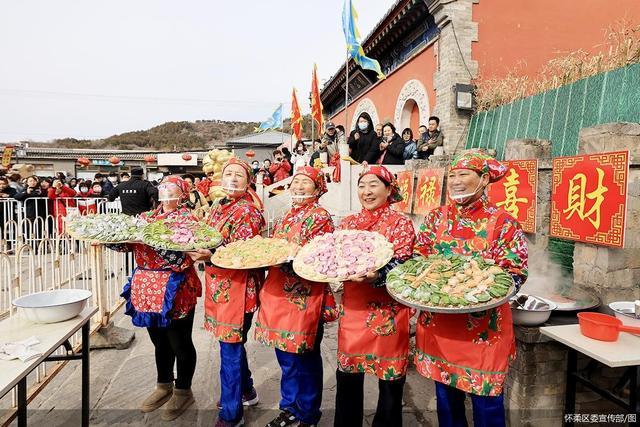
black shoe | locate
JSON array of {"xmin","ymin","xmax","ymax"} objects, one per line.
[{"xmin": 265, "ymin": 410, "xmax": 297, "ymax": 427}]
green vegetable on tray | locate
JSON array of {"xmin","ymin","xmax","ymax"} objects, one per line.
[
  {"xmin": 66, "ymin": 213, "xmax": 145, "ymax": 243},
  {"xmin": 386, "ymin": 254, "xmax": 514, "ymax": 309},
  {"xmin": 141, "ymin": 218, "xmax": 222, "ymax": 251}
]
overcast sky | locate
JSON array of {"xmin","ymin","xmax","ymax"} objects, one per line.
[{"xmin": 0, "ymin": 1, "xmax": 392, "ymax": 142}]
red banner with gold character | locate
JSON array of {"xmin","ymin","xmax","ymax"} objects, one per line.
[
  {"xmin": 1, "ymin": 146, "xmax": 14, "ymax": 168},
  {"xmin": 412, "ymin": 168, "xmax": 445, "ymax": 216},
  {"xmin": 393, "ymin": 170, "xmax": 414, "ymax": 214},
  {"xmin": 550, "ymin": 150, "xmax": 629, "ymax": 248},
  {"xmin": 487, "ymin": 160, "xmax": 538, "ymax": 233}
]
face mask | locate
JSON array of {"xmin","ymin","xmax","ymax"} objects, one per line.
[
  {"xmin": 79, "ymin": 187, "xmax": 88, "ymax": 193},
  {"xmin": 221, "ymin": 178, "xmax": 247, "ymax": 194},
  {"xmin": 291, "ymin": 194, "xmax": 315, "ymax": 203},
  {"xmin": 158, "ymin": 183, "xmax": 181, "ymax": 201},
  {"xmin": 358, "ymin": 122, "xmax": 368, "ymax": 131},
  {"xmin": 449, "ymin": 179, "xmax": 484, "ymax": 205}
]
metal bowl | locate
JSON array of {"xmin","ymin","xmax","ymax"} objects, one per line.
[
  {"xmin": 12, "ymin": 289, "xmax": 92, "ymax": 323},
  {"xmin": 609, "ymin": 301, "xmax": 640, "ymax": 328},
  {"xmin": 510, "ymin": 295, "xmax": 557, "ymax": 326}
]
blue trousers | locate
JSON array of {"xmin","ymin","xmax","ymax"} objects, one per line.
[
  {"xmin": 275, "ymin": 323, "xmax": 324, "ymax": 425},
  {"xmin": 435, "ymin": 382, "xmax": 505, "ymax": 427},
  {"xmin": 219, "ymin": 312, "xmax": 254, "ymax": 423}
]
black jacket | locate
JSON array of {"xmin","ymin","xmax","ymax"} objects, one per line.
[
  {"xmin": 381, "ymin": 133, "xmax": 405, "ymax": 165},
  {"xmin": 108, "ymin": 176, "xmax": 158, "ymax": 216},
  {"xmin": 347, "ymin": 112, "xmax": 380, "ymax": 163},
  {"xmin": 15, "ymin": 187, "xmax": 47, "ymax": 219}
]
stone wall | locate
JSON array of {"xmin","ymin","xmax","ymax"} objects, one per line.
[
  {"xmin": 505, "ymin": 327, "xmax": 568, "ymax": 427},
  {"xmin": 572, "ymin": 123, "xmax": 640, "ymax": 303},
  {"xmin": 428, "ymin": 0, "xmax": 478, "ymax": 155}
]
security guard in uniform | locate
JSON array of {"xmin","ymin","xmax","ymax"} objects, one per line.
[{"xmin": 108, "ymin": 167, "xmax": 158, "ymax": 216}]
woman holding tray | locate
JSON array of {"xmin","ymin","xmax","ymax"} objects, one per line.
[
  {"xmin": 334, "ymin": 164, "xmax": 415, "ymax": 427},
  {"xmin": 255, "ymin": 166, "xmax": 338, "ymax": 427},
  {"xmin": 188, "ymin": 158, "xmax": 265, "ymax": 427},
  {"xmin": 108, "ymin": 175, "xmax": 201, "ymax": 421},
  {"xmin": 414, "ymin": 151, "xmax": 528, "ymax": 427}
]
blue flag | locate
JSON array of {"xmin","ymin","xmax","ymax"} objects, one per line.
[
  {"xmin": 342, "ymin": 0, "xmax": 385, "ymax": 80},
  {"xmin": 255, "ymin": 104, "xmax": 283, "ymax": 132}
]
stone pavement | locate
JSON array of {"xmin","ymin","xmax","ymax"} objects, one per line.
[{"xmin": 8, "ymin": 298, "xmax": 441, "ymax": 427}]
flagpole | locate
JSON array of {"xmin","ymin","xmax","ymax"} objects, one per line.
[
  {"xmin": 310, "ymin": 91, "xmax": 315, "ymax": 142},
  {"xmin": 344, "ymin": 47, "xmax": 350, "ymax": 133},
  {"xmin": 280, "ymin": 103, "xmax": 284, "ymax": 148}
]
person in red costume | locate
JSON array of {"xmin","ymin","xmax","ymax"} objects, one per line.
[
  {"xmin": 256, "ymin": 166, "xmax": 338, "ymax": 427},
  {"xmin": 188, "ymin": 158, "xmax": 264, "ymax": 427},
  {"xmin": 334, "ymin": 164, "xmax": 416, "ymax": 427},
  {"xmin": 414, "ymin": 151, "xmax": 528, "ymax": 427},
  {"xmin": 109, "ymin": 175, "xmax": 201, "ymax": 421}
]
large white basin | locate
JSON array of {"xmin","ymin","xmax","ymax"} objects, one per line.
[{"xmin": 12, "ymin": 289, "xmax": 92, "ymax": 324}]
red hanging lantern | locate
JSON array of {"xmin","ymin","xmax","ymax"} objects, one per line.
[
  {"xmin": 245, "ymin": 150, "xmax": 255, "ymax": 159},
  {"xmin": 144, "ymin": 154, "xmax": 156, "ymax": 164},
  {"xmin": 182, "ymin": 153, "xmax": 192, "ymax": 161},
  {"xmin": 108, "ymin": 156, "xmax": 121, "ymax": 165},
  {"xmin": 77, "ymin": 157, "xmax": 90, "ymax": 167}
]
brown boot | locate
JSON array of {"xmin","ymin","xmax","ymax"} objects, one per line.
[
  {"xmin": 161, "ymin": 388, "xmax": 195, "ymax": 421},
  {"xmin": 140, "ymin": 382, "xmax": 173, "ymax": 413}
]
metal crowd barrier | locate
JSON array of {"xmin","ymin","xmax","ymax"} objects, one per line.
[{"xmin": 0, "ymin": 197, "xmax": 131, "ymax": 424}]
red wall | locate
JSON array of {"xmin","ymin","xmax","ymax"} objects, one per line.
[
  {"xmin": 330, "ymin": 43, "xmax": 437, "ymax": 132},
  {"xmin": 410, "ymin": 103, "xmax": 420, "ymax": 132},
  {"xmin": 473, "ymin": 0, "xmax": 640, "ymax": 80}
]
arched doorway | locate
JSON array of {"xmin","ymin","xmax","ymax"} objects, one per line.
[
  {"xmin": 394, "ymin": 79, "xmax": 430, "ymax": 133},
  {"xmin": 396, "ymin": 99, "xmax": 421, "ymax": 133}
]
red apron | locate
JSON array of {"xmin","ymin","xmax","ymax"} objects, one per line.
[
  {"xmin": 203, "ymin": 197, "xmax": 257, "ymax": 343},
  {"xmin": 255, "ymin": 267, "xmax": 324, "ymax": 353},
  {"xmin": 337, "ymin": 216, "xmax": 410, "ymax": 381},
  {"xmin": 255, "ymin": 205, "xmax": 331, "ymax": 353},
  {"xmin": 414, "ymin": 207, "xmax": 515, "ymax": 396},
  {"xmin": 204, "ymin": 266, "xmax": 248, "ymax": 343}
]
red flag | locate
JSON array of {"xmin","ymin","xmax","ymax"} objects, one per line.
[
  {"xmin": 291, "ymin": 88, "xmax": 303, "ymax": 143},
  {"xmin": 311, "ymin": 63, "xmax": 324, "ymax": 138}
]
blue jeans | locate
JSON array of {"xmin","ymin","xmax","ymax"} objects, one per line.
[
  {"xmin": 218, "ymin": 312, "xmax": 254, "ymax": 423},
  {"xmin": 435, "ymin": 382, "xmax": 505, "ymax": 427},
  {"xmin": 275, "ymin": 323, "xmax": 324, "ymax": 425}
]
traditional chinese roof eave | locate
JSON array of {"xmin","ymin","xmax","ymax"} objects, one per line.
[{"xmin": 320, "ymin": 0, "xmax": 425, "ymax": 100}]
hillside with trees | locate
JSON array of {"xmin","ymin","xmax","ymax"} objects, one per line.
[
  {"xmin": 35, "ymin": 113, "xmax": 324, "ymax": 151},
  {"xmin": 46, "ymin": 120, "xmax": 259, "ymax": 150}
]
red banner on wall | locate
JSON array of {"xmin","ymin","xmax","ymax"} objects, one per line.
[
  {"xmin": 413, "ymin": 168, "xmax": 445, "ymax": 216},
  {"xmin": 487, "ymin": 160, "xmax": 538, "ymax": 233},
  {"xmin": 394, "ymin": 170, "xmax": 415, "ymax": 214},
  {"xmin": 1, "ymin": 146, "xmax": 14, "ymax": 168},
  {"xmin": 550, "ymin": 150, "xmax": 629, "ymax": 248}
]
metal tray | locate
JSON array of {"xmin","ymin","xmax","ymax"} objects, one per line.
[{"xmin": 387, "ymin": 285, "xmax": 516, "ymax": 314}]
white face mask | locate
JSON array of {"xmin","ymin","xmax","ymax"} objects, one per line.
[
  {"xmin": 450, "ymin": 180, "xmax": 484, "ymax": 204},
  {"xmin": 291, "ymin": 194, "xmax": 315, "ymax": 203},
  {"xmin": 158, "ymin": 183, "xmax": 181, "ymax": 201},
  {"xmin": 221, "ymin": 178, "xmax": 247, "ymax": 194}
]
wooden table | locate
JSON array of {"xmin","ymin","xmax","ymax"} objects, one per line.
[
  {"xmin": 541, "ymin": 324, "xmax": 640, "ymax": 426},
  {"xmin": 0, "ymin": 306, "xmax": 97, "ymax": 427}
]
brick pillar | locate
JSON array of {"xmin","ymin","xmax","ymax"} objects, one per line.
[{"xmin": 427, "ymin": 0, "xmax": 478, "ymax": 155}]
